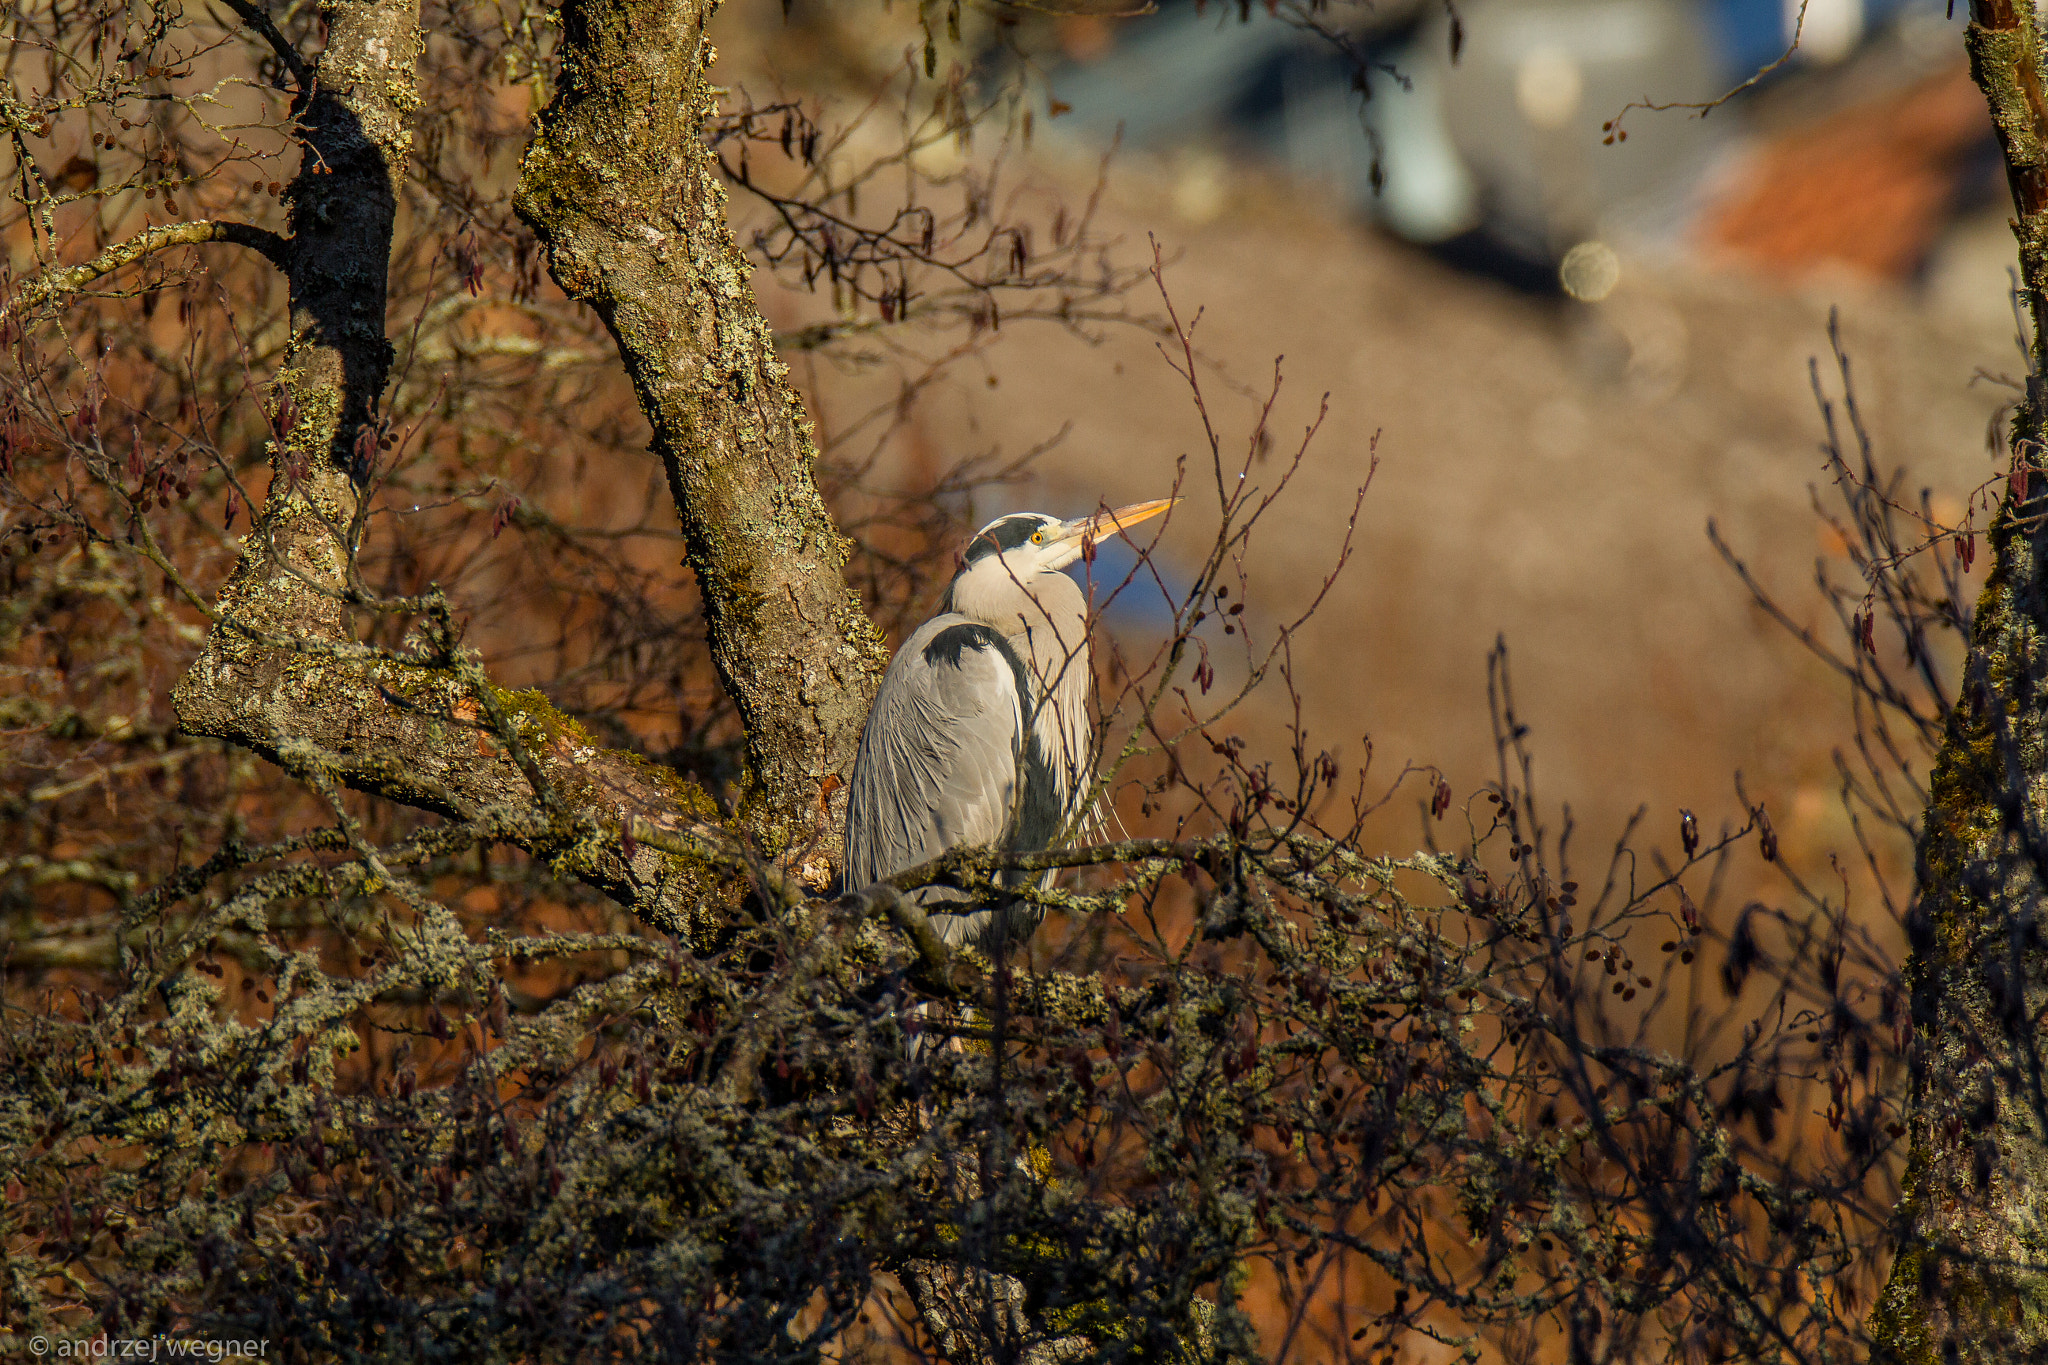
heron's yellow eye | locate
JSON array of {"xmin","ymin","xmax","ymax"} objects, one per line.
[{"xmin": 1031, "ymin": 530, "xmax": 1044, "ymax": 543}]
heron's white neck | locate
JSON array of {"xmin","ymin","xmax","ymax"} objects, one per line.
[
  {"xmin": 945, "ymin": 563, "xmax": 1094, "ymax": 796},
  {"xmin": 947, "ymin": 563, "xmax": 1086, "ymax": 660}
]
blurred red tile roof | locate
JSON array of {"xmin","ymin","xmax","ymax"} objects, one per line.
[{"xmin": 1702, "ymin": 65, "xmax": 1991, "ymax": 279}]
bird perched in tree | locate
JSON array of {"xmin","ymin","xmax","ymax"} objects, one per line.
[{"xmin": 843, "ymin": 498, "xmax": 1177, "ymax": 952}]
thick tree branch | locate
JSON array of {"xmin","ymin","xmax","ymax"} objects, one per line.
[
  {"xmin": 1969, "ymin": 0, "xmax": 2048, "ymax": 346},
  {"xmin": 514, "ymin": 0, "xmax": 888, "ymax": 878},
  {"xmin": 172, "ymin": 0, "xmax": 423, "ymax": 831},
  {"xmin": 0, "ymin": 219, "xmax": 288, "ymax": 325},
  {"xmin": 211, "ymin": 0, "xmax": 314, "ymax": 88},
  {"xmin": 176, "ymin": 628, "xmax": 726, "ymax": 935},
  {"xmin": 175, "ymin": 0, "xmax": 428, "ymax": 836},
  {"xmin": 1870, "ymin": 1, "xmax": 2048, "ymax": 1358}
]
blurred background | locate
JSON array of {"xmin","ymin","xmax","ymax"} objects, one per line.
[{"xmin": 732, "ymin": 0, "xmax": 2007, "ymax": 903}]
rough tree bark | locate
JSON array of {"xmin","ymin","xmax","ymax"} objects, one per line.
[
  {"xmin": 1869, "ymin": 1, "xmax": 2048, "ymax": 1357},
  {"xmin": 515, "ymin": 0, "xmax": 888, "ymax": 871},
  {"xmin": 167, "ymin": 0, "xmax": 884, "ymax": 933}
]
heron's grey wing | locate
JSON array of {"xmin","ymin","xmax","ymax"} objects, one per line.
[{"xmin": 844, "ymin": 617, "xmax": 1028, "ymax": 919}]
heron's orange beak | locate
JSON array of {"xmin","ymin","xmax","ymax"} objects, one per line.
[{"xmin": 1064, "ymin": 496, "xmax": 1179, "ymax": 550}]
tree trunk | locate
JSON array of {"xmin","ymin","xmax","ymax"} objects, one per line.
[
  {"xmin": 1869, "ymin": 1, "xmax": 2048, "ymax": 1357},
  {"xmin": 172, "ymin": 0, "xmax": 434, "ymax": 813},
  {"xmin": 171, "ymin": 0, "xmax": 731, "ymax": 933},
  {"xmin": 515, "ymin": 0, "xmax": 888, "ymax": 876},
  {"xmin": 169, "ymin": 0, "xmax": 884, "ymax": 926}
]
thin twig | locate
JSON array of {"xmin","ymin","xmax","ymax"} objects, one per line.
[{"xmin": 1, "ymin": 220, "xmax": 289, "ymax": 325}]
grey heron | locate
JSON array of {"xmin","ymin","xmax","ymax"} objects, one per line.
[{"xmin": 844, "ymin": 498, "xmax": 1177, "ymax": 952}]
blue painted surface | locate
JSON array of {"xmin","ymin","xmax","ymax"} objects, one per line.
[
  {"xmin": 1079, "ymin": 535, "xmax": 1187, "ymax": 631},
  {"xmin": 1705, "ymin": 0, "xmax": 1794, "ymax": 80},
  {"xmin": 1705, "ymin": 0, "xmax": 1962, "ymax": 83}
]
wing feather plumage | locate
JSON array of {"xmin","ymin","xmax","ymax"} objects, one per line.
[{"xmin": 844, "ymin": 616, "xmax": 1035, "ymax": 946}]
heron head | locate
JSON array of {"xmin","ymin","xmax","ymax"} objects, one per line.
[
  {"xmin": 953, "ymin": 498, "xmax": 1176, "ymax": 581},
  {"xmin": 945, "ymin": 498, "xmax": 1178, "ymax": 621}
]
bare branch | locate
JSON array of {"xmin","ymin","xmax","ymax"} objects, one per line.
[
  {"xmin": 1605, "ymin": 0, "xmax": 1811, "ymax": 139},
  {"xmin": 210, "ymin": 0, "xmax": 314, "ymax": 88},
  {"xmin": 0, "ymin": 219, "xmax": 289, "ymax": 325}
]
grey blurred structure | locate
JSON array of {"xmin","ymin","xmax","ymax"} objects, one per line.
[
  {"xmin": 1437, "ymin": 0, "xmax": 1723, "ymax": 263},
  {"xmin": 1048, "ymin": 0, "xmax": 1967, "ymax": 286}
]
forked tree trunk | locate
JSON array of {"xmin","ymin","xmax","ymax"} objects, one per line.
[
  {"xmin": 1869, "ymin": 1, "xmax": 2048, "ymax": 1356},
  {"xmin": 172, "ymin": 0, "xmax": 885, "ymax": 922}
]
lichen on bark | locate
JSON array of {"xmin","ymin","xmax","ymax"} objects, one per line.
[
  {"xmin": 513, "ymin": 0, "xmax": 888, "ymax": 877},
  {"xmin": 1868, "ymin": 1, "xmax": 2048, "ymax": 1357}
]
